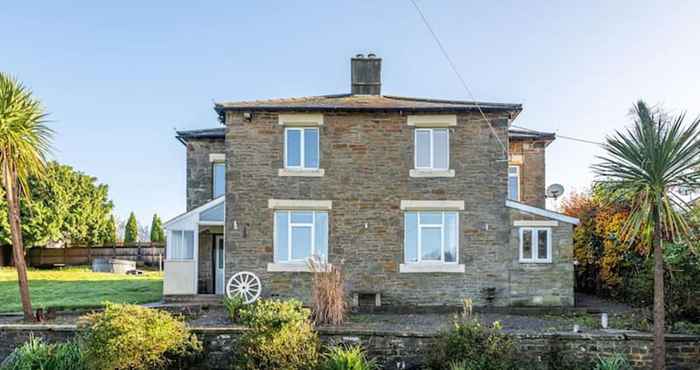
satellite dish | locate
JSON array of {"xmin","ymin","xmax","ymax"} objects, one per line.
[{"xmin": 546, "ymin": 184, "xmax": 565, "ymax": 199}]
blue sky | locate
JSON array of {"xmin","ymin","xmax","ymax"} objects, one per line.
[{"xmin": 2, "ymin": 1, "xmax": 699, "ymax": 225}]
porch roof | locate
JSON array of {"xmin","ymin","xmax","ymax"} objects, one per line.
[{"xmin": 164, "ymin": 196, "xmax": 225, "ymax": 229}]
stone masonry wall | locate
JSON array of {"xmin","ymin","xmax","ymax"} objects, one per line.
[
  {"xmin": 225, "ymin": 111, "xmax": 516, "ymax": 307},
  {"xmin": 509, "ymin": 139, "xmax": 547, "ymax": 208},
  {"xmin": 186, "ymin": 138, "xmax": 226, "ymax": 211},
  {"xmin": 508, "ymin": 209, "xmax": 575, "ymax": 306},
  {"xmin": 2, "ymin": 325, "xmax": 698, "ymax": 370}
]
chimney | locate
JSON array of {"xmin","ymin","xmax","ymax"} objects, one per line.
[{"xmin": 351, "ymin": 53, "xmax": 381, "ymax": 95}]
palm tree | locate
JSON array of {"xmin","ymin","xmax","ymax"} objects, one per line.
[
  {"xmin": 0, "ymin": 73, "xmax": 52, "ymax": 321},
  {"xmin": 593, "ymin": 101, "xmax": 700, "ymax": 370}
]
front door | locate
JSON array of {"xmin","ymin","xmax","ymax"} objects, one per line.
[{"xmin": 214, "ymin": 235, "xmax": 225, "ymax": 295}]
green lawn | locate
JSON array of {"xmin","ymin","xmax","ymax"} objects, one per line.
[{"xmin": 0, "ymin": 266, "xmax": 163, "ymax": 313}]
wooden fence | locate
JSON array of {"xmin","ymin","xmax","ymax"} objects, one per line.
[{"xmin": 26, "ymin": 243, "xmax": 165, "ymax": 267}]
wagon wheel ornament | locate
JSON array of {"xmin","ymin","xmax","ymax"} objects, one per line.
[{"xmin": 226, "ymin": 271, "xmax": 261, "ymax": 304}]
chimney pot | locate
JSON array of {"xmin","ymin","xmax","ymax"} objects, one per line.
[{"xmin": 351, "ymin": 54, "xmax": 381, "ymax": 95}]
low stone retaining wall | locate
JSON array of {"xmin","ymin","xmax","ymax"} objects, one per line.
[{"xmin": 1, "ymin": 324, "xmax": 698, "ymax": 369}]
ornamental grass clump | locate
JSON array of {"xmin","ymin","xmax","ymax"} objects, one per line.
[
  {"xmin": 319, "ymin": 345, "xmax": 378, "ymax": 370},
  {"xmin": 79, "ymin": 303, "xmax": 201, "ymax": 370},
  {"xmin": 234, "ymin": 298, "xmax": 320, "ymax": 370},
  {"xmin": 0, "ymin": 336, "xmax": 86, "ymax": 370},
  {"xmin": 309, "ymin": 260, "xmax": 346, "ymax": 325}
]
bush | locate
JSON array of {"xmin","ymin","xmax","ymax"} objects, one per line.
[
  {"xmin": 310, "ymin": 261, "xmax": 347, "ymax": 325},
  {"xmin": 234, "ymin": 299, "xmax": 320, "ymax": 370},
  {"xmin": 426, "ymin": 318, "xmax": 519, "ymax": 370},
  {"xmin": 238, "ymin": 298, "xmax": 311, "ymax": 330},
  {"xmin": 319, "ymin": 345, "xmax": 378, "ymax": 370},
  {"xmin": 0, "ymin": 336, "xmax": 86, "ymax": 370},
  {"xmin": 223, "ymin": 295, "xmax": 246, "ymax": 323},
  {"xmin": 80, "ymin": 303, "xmax": 201, "ymax": 370}
]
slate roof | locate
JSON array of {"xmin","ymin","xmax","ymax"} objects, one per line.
[
  {"xmin": 175, "ymin": 128, "xmax": 226, "ymax": 144},
  {"xmin": 214, "ymin": 94, "xmax": 522, "ymax": 114},
  {"xmin": 175, "ymin": 126, "xmax": 555, "ymax": 144},
  {"xmin": 508, "ymin": 128, "xmax": 556, "ymax": 141}
]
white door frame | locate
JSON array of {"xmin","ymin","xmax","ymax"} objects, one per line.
[{"xmin": 214, "ymin": 234, "xmax": 225, "ymax": 295}]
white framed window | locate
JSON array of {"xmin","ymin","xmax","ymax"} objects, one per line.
[
  {"xmin": 508, "ymin": 165, "xmax": 520, "ymax": 201},
  {"xmin": 414, "ymin": 128, "xmax": 449, "ymax": 170},
  {"xmin": 274, "ymin": 211, "xmax": 328, "ymax": 263},
  {"xmin": 285, "ymin": 127, "xmax": 319, "ymax": 170},
  {"xmin": 519, "ymin": 227, "xmax": 551, "ymax": 263},
  {"xmin": 168, "ymin": 230, "xmax": 194, "ymax": 260},
  {"xmin": 404, "ymin": 211, "xmax": 458, "ymax": 264},
  {"xmin": 213, "ymin": 162, "xmax": 225, "ymax": 198}
]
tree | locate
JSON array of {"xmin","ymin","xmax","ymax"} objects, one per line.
[
  {"xmin": 124, "ymin": 212, "xmax": 138, "ymax": 244},
  {"xmin": 150, "ymin": 214, "xmax": 164, "ymax": 243},
  {"xmin": 104, "ymin": 215, "xmax": 117, "ymax": 244},
  {"xmin": 0, "ymin": 73, "xmax": 53, "ymax": 320},
  {"xmin": 592, "ymin": 101, "xmax": 700, "ymax": 370}
]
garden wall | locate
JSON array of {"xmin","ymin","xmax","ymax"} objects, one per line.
[{"xmin": 0, "ymin": 324, "xmax": 698, "ymax": 369}]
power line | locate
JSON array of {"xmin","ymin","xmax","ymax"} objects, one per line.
[
  {"xmin": 409, "ymin": 0, "xmax": 507, "ymax": 158},
  {"xmin": 511, "ymin": 124, "xmax": 603, "ymax": 146}
]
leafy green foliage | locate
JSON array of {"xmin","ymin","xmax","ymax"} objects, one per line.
[
  {"xmin": 124, "ymin": 212, "xmax": 138, "ymax": 244},
  {"xmin": 0, "ymin": 336, "xmax": 86, "ymax": 370},
  {"xmin": 0, "ymin": 162, "xmax": 114, "ymax": 246},
  {"xmin": 234, "ymin": 299, "xmax": 319, "ymax": 370},
  {"xmin": 223, "ymin": 295, "xmax": 246, "ymax": 323},
  {"xmin": 104, "ymin": 215, "xmax": 117, "ymax": 244},
  {"xmin": 238, "ymin": 298, "xmax": 312, "ymax": 330},
  {"xmin": 79, "ymin": 303, "xmax": 201, "ymax": 370},
  {"xmin": 319, "ymin": 345, "xmax": 378, "ymax": 370},
  {"xmin": 149, "ymin": 214, "xmax": 164, "ymax": 243},
  {"xmin": 594, "ymin": 354, "xmax": 632, "ymax": 370},
  {"xmin": 426, "ymin": 318, "xmax": 520, "ymax": 370}
]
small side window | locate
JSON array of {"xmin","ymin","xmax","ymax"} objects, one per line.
[
  {"xmin": 213, "ymin": 162, "xmax": 225, "ymax": 198},
  {"xmin": 285, "ymin": 127, "xmax": 320, "ymax": 170},
  {"xmin": 519, "ymin": 227, "xmax": 551, "ymax": 263},
  {"xmin": 508, "ymin": 165, "xmax": 520, "ymax": 201}
]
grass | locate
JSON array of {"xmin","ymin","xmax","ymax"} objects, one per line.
[{"xmin": 0, "ymin": 266, "xmax": 163, "ymax": 313}]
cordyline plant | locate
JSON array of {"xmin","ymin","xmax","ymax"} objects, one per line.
[
  {"xmin": 592, "ymin": 100, "xmax": 700, "ymax": 370},
  {"xmin": 0, "ymin": 72, "xmax": 52, "ymax": 321}
]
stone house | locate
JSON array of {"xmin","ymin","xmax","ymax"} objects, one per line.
[{"xmin": 163, "ymin": 54, "xmax": 579, "ymax": 307}]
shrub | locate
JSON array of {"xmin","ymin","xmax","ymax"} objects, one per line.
[
  {"xmin": 80, "ymin": 303, "xmax": 201, "ymax": 370},
  {"xmin": 426, "ymin": 318, "xmax": 519, "ymax": 370},
  {"xmin": 319, "ymin": 345, "xmax": 378, "ymax": 370},
  {"xmin": 235, "ymin": 319, "xmax": 320, "ymax": 370},
  {"xmin": 223, "ymin": 295, "xmax": 246, "ymax": 323},
  {"xmin": 0, "ymin": 336, "xmax": 86, "ymax": 370},
  {"xmin": 310, "ymin": 261, "xmax": 347, "ymax": 325},
  {"xmin": 234, "ymin": 298, "xmax": 320, "ymax": 370},
  {"xmin": 595, "ymin": 354, "xmax": 632, "ymax": 370},
  {"xmin": 238, "ymin": 298, "xmax": 311, "ymax": 330}
]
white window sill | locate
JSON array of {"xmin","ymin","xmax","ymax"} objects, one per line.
[
  {"xmin": 409, "ymin": 169, "xmax": 455, "ymax": 178},
  {"xmin": 519, "ymin": 260, "xmax": 552, "ymax": 264},
  {"xmin": 278, "ymin": 168, "xmax": 325, "ymax": 177},
  {"xmin": 267, "ymin": 262, "xmax": 332, "ymax": 272},
  {"xmin": 399, "ymin": 263, "xmax": 465, "ymax": 273}
]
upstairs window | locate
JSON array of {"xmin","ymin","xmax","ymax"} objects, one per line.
[
  {"xmin": 508, "ymin": 165, "xmax": 520, "ymax": 201},
  {"xmin": 519, "ymin": 227, "xmax": 551, "ymax": 263},
  {"xmin": 285, "ymin": 127, "xmax": 319, "ymax": 170},
  {"xmin": 213, "ymin": 162, "xmax": 225, "ymax": 198},
  {"xmin": 415, "ymin": 128, "xmax": 449, "ymax": 170},
  {"xmin": 404, "ymin": 211, "xmax": 458, "ymax": 264},
  {"xmin": 274, "ymin": 211, "xmax": 328, "ymax": 263}
]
